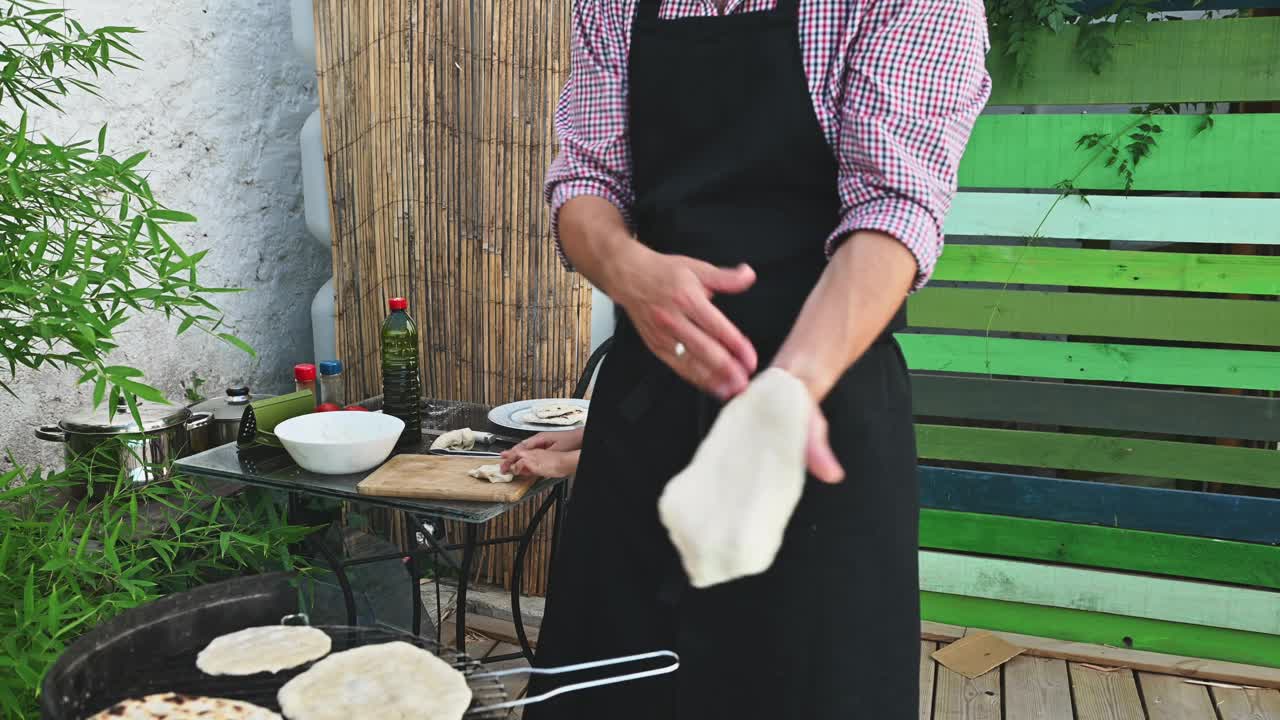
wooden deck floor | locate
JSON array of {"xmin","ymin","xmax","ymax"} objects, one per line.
[
  {"xmin": 453, "ymin": 618, "xmax": 1280, "ymax": 719},
  {"xmin": 920, "ymin": 639, "xmax": 1280, "ymax": 720}
]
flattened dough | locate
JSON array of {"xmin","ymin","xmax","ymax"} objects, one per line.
[
  {"xmin": 469, "ymin": 463, "xmax": 515, "ymax": 484},
  {"xmin": 88, "ymin": 693, "xmax": 281, "ymax": 720},
  {"xmin": 658, "ymin": 368, "xmax": 809, "ymax": 588},
  {"xmin": 196, "ymin": 625, "xmax": 332, "ymax": 676},
  {"xmin": 276, "ymin": 641, "xmax": 472, "ymax": 720},
  {"xmin": 431, "ymin": 427, "xmax": 477, "ymax": 451}
]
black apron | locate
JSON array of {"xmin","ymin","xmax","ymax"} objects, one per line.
[{"xmin": 525, "ymin": 1, "xmax": 919, "ymax": 717}]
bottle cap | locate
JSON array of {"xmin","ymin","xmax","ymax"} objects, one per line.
[
  {"xmin": 388, "ymin": 297, "xmax": 408, "ymax": 311},
  {"xmin": 294, "ymin": 363, "xmax": 317, "ymax": 382},
  {"xmin": 318, "ymin": 361, "xmax": 343, "ymax": 376}
]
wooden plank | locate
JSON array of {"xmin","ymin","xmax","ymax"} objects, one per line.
[
  {"xmin": 932, "ymin": 244, "xmax": 1280, "ymax": 295},
  {"xmin": 920, "ymin": 641, "xmax": 938, "ymax": 720},
  {"xmin": 919, "ymin": 551, "xmax": 1280, "ymax": 636},
  {"xmin": 909, "ymin": 288, "xmax": 1280, "ymax": 346},
  {"xmin": 945, "ymin": 192, "xmax": 1280, "ymax": 246},
  {"xmin": 1214, "ymin": 686, "xmax": 1280, "ymax": 719},
  {"xmin": 917, "ymin": 424, "xmax": 1280, "ymax": 489},
  {"xmin": 911, "ymin": 375, "xmax": 1280, "ymax": 443},
  {"xmin": 987, "ymin": 17, "xmax": 1280, "ymax": 105},
  {"xmin": 1005, "ymin": 655, "xmax": 1072, "ymax": 720},
  {"xmin": 466, "ymin": 613, "xmax": 539, "ymax": 649},
  {"xmin": 933, "ymin": 625, "xmax": 1280, "ymax": 691},
  {"xmin": 960, "ymin": 113, "xmax": 1280, "ymax": 193},
  {"xmin": 1140, "ymin": 672, "xmax": 1218, "ymax": 719},
  {"xmin": 899, "ymin": 334, "xmax": 1280, "ymax": 391},
  {"xmin": 1069, "ymin": 665, "xmax": 1146, "ymax": 720},
  {"xmin": 923, "ymin": 592, "xmax": 1280, "ymax": 669},
  {"xmin": 919, "ymin": 466, "xmax": 1280, "ymax": 546},
  {"xmin": 920, "ymin": 509, "xmax": 1280, "ymax": 590},
  {"xmin": 933, "ymin": 654, "xmax": 1001, "ymax": 720}
]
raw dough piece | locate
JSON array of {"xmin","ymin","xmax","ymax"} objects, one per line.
[
  {"xmin": 469, "ymin": 463, "xmax": 515, "ymax": 484},
  {"xmin": 658, "ymin": 368, "xmax": 810, "ymax": 589},
  {"xmin": 196, "ymin": 625, "xmax": 332, "ymax": 676},
  {"xmin": 276, "ymin": 641, "xmax": 472, "ymax": 720},
  {"xmin": 88, "ymin": 693, "xmax": 281, "ymax": 720},
  {"xmin": 431, "ymin": 427, "xmax": 477, "ymax": 451}
]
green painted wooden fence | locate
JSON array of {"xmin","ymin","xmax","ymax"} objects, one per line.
[{"xmin": 910, "ymin": 10, "xmax": 1280, "ymax": 668}]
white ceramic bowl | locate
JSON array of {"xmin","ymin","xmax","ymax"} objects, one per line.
[{"xmin": 274, "ymin": 411, "xmax": 405, "ymax": 475}]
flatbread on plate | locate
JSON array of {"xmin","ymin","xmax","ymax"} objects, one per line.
[
  {"xmin": 533, "ymin": 403, "xmax": 580, "ymax": 419},
  {"xmin": 196, "ymin": 625, "xmax": 332, "ymax": 676},
  {"xmin": 87, "ymin": 693, "xmax": 281, "ymax": 720},
  {"xmin": 277, "ymin": 641, "xmax": 472, "ymax": 720}
]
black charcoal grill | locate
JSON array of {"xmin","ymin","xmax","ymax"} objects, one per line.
[{"xmin": 42, "ymin": 573, "xmax": 677, "ymax": 719}]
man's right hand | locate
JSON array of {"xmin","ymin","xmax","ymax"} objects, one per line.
[{"xmin": 610, "ymin": 244, "xmax": 758, "ymax": 400}]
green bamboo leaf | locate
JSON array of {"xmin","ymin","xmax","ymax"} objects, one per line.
[
  {"xmin": 114, "ymin": 377, "xmax": 168, "ymax": 405},
  {"xmin": 23, "ymin": 565, "xmax": 34, "ymax": 618},
  {"xmin": 121, "ymin": 150, "xmax": 148, "ymax": 168},
  {"xmin": 6, "ymin": 167, "xmax": 22, "ymax": 200},
  {"xmin": 92, "ymin": 374, "xmax": 106, "ymax": 407},
  {"xmin": 104, "ymin": 365, "xmax": 144, "ymax": 379},
  {"xmin": 146, "ymin": 208, "xmax": 197, "ymax": 223},
  {"xmin": 217, "ymin": 333, "xmax": 256, "ymax": 358},
  {"xmin": 176, "ymin": 315, "xmax": 196, "ymax": 335},
  {"xmin": 97, "ymin": 124, "xmax": 107, "ymax": 154}
]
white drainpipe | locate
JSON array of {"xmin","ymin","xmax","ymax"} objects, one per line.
[{"xmin": 291, "ymin": 0, "xmax": 337, "ymax": 365}]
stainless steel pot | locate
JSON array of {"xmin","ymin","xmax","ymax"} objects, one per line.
[
  {"xmin": 36, "ymin": 399, "xmax": 212, "ymax": 489},
  {"xmin": 187, "ymin": 385, "xmax": 264, "ymax": 453}
]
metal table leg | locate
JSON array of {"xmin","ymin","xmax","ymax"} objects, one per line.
[
  {"xmin": 510, "ymin": 485, "xmax": 564, "ymax": 662},
  {"xmin": 406, "ymin": 521, "xmax": 422, "ymax": 637},
  {"xmin": 455, "ymin": 523, "xmax": 478, "ymax": 654},
  {"xmin": 287, "ymin": 492, "xmax": 357, "ymax": 627}
]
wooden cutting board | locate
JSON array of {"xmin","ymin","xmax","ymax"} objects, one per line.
[{"xmin": 357, "ymin": 454, "xmax": 536, "ymax": 503}]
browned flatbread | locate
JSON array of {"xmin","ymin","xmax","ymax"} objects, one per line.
[{"xmin": 87, "ymin": 692, "xmax": 282, "ymax": 719}]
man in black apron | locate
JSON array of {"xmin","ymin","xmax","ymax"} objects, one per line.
[{"xmin": 527, "ymin": 1, "xmax": 989, "ymax": 716}]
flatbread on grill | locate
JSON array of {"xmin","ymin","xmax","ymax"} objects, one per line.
[
  {"xmin": 87, "ymin": 692, "xmax": 281, "ymax": 719},
  {"xmin": 196, "ymin": 625, "xmax": 332, "ymax": 676},
  {"xmin": 277, "ymin": 641, "xmax": 472, "ymax": 720}
]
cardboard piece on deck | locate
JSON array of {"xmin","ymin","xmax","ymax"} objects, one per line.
[{"xmin": 931, "ymin": 631, "xmax": 1025, "ymax": 679}]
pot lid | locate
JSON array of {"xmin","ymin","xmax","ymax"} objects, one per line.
[
  {"xmin": 61, "ymin": 398, "xmax": 191, "ymax": 435},
  {"xmin": 189, "ymin": 386, "xmax": 263, "ymax": 423}
]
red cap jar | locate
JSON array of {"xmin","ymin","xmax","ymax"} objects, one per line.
[
  {"xmin": 294, "ymin": 363, "xmax": 317, "ymax": 382},
  {"xmin": 388, "ymin": 297, "xmax": 408, "ymax": 311}
]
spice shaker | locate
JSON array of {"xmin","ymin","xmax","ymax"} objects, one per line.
[{"xmin": 318, "ymin": 361, "xmax": 346, "ymax": 407}]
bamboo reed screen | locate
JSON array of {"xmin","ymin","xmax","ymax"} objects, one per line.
[{"xmin": 312, "ymin": 0, "xmax": 586, "ymax": 595}]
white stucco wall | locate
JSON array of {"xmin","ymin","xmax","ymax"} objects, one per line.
[{"xmin": 3, "ymin": 0, "xmax": 329, "ymax": 469}]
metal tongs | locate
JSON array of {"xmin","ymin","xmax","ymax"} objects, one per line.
[{"xmin": 467, "ymin": 650, "xmax": 681, "ymax": 714}]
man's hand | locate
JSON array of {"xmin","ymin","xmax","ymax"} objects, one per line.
[
  {"xmin": 501, "ymin": 448, "xmax": 581, "ymax": 479},
  {"xmin": 503, "ymin": 428, "xmax": 585, "ymax": 455},
  {"xmin": 611, "ymin": 243, "xmax": 759, "ymax": 400},
  {"xmin": 804, "ymin": 406, "xmax": 844, "ymax": 485}
]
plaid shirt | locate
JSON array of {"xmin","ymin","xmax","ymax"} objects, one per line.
[{"xmin": 546, "ymin": 0, "xmax": 991, "ymax": 289}]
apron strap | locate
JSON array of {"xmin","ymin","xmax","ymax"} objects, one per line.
[{"xmin": 774, "ymin": 0, "xmax": 801, "ymax": 18}]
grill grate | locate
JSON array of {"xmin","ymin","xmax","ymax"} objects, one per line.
[{"xmin": 77, "ymin": 625, "xmax": 508, "ymax": 719}]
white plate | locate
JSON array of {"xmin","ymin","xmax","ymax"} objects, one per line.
[{"xmin": 487, "ymin": 398, "xmax": 590, "ymax": 433}]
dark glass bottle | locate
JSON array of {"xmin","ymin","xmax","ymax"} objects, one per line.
[{"xmin": 381, "ymin": 297, "xmax": 422, "ymax": 444}]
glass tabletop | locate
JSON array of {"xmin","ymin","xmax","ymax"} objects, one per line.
[{"xmin": 174, "ymin": 399, "xmax": 564, "ymax": 524}]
